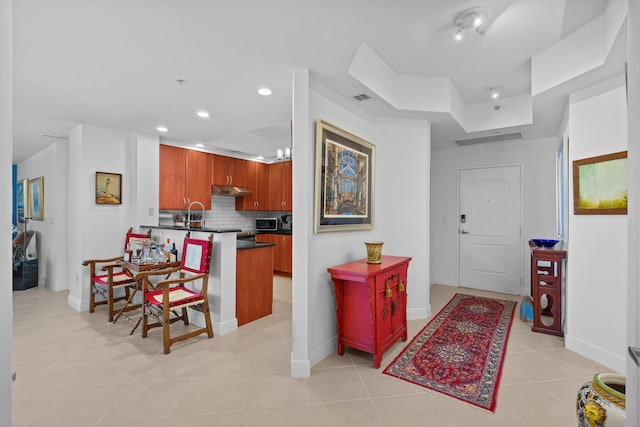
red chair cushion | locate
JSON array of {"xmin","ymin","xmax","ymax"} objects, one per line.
[{"xmin": 180, "ymin": 238, "xmax": 212, "ymax": 274}]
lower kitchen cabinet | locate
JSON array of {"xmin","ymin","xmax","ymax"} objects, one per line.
[
  {"xmin": 327, "ymin": 255, "xmax": 412, "ymax": 368},
  {"xmin": 255, "ymin": 233, "xmax": 292, "ymax": 276},
  {"xmin": 236, "ymin": 245, "xmax": 274, "ymax": 326}
]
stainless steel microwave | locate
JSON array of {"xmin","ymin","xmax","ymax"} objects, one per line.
[{"xmin": 256, "ymin": 218, "xmax": 279, "ymax": 231}]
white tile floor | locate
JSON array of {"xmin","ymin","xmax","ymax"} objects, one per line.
[{"xmin": 12, "ymin": 279, "xmax": 613, "ymax": 426}]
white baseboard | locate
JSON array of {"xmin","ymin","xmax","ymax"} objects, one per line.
[
  {"xmin": 213, "ymin": 317, "xmax": 238, "ymax": 336},
  {"xmin": 290, "ymin": 356, "xmax": 311, "ymax": 378},
  {"xmin": 309, "ymin": 335, "xmax": 338, "ymax": 368},
  {"xmin": 67, "ymin": 294, "xmax": 86, "ymax": 312},
  {"xmin": 407, "ymin": 305, "xmax": 431, "ymax": 320},
  {"xmin": 565, "ymin": 334, "xmax": 626, "ymax": 375}
]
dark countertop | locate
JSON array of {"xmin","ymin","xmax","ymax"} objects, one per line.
[
  {"xmin": 142, "ymin": 225, "xmax": 242, "ymax": 233},
  {"xmin": 236, "ymin": 240, "xmax": 275, "ymax": 251},
  {"xmin": 257, "ymin": 230, "xmax": 292, "ymax": 235}
]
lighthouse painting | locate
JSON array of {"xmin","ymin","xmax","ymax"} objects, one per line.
[{"xmin": 95, "ymin": 172, "xmax": 122, "ymax": 204}]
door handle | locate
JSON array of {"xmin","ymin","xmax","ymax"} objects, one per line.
[{"xmin": 460, "ymin": 230, "xmax": 470, "ymax": 234}]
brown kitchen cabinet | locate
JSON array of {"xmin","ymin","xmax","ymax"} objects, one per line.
[
  {"xmin": 236, "ymin": 160, "xmax": 268, "ymax": 211},
  {"xmin": 212, "ymin": 154, "xmax": 246, "ymax": 187},
  {"xmin": 236, "ymin": 244, "xmax": 274, "ymax": 326},
  {"xmin": 256, "ymin": 233, "xmax": 292, "ymax": 276},
  {"xmin": 267, "ymin": 161, "xmax": 292, "ymax": 211},
  {"xmin": 159, "ymin": 145, "xmax": 212, "ymax": 210}
]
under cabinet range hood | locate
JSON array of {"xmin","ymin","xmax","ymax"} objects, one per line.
[{"xmin": 211, "ymin": 185, "xmax": 253, "ymax": 197}]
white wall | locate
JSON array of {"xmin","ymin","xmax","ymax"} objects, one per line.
[
  {"xmin": 430, "ymin": 137, "xmax": 559, "ymax": 292},
  {"xmin": 17, "ymin": 142, "xmax": 69, "ymax": 291},
  {"xmin": 566, "ymin": 79, "xmax": 628, "ymax": 374},
  {"xmin": 131, "ymin": 133, "xmax": 160, "ymax": 227},
  {"xmin": 292, "ymin": 72, "xmax": 431, "ymax": 373},
  {"xmin": 0, "ymin": 0, "xmax": 12, "ymax": 422},
  {"xmin": 66, "ymin": 125, "xmax": 159, "ymax": 310},
  {"xmin": 626, "ymin": 0, "xmax": 640, "ymax": 424}
]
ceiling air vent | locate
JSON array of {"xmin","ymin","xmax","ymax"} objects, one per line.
[
  {"xmin": 353, "ymin": 93, "xmax": 370, "ymax": 102},
  {"xmin": 455, "ymin": 132, "xmax": 521, "ymax": 146},
  {"xmin": 41, "ymin": 133, "xmax": 69, "ymax": 140}
]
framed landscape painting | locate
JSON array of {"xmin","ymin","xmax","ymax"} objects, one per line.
[
  {"xmin": 314, "ymin": 119, "xmax": 375, "ymax": 233},
  {"xmin": 573, "ymin": 151, "xmax": 627, "ymax": 215}
]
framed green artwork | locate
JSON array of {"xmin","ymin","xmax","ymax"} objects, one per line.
[{"xmin": 573, "ymin": 151, "xmax": 627, "ymax": 215}]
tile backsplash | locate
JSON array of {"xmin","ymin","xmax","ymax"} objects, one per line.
[{"xmin": 160, "ymin": 196, "xmax": 288, "ymax": 231}]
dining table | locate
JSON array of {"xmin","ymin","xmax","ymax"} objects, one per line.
[{"xmin": 109, "ymin": 259, "xmax": 181, "ymax": 334}]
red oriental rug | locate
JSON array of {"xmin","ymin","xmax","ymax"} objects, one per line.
[{"xmin": 383, "ymin": 293, "xmax": 516, "ymax": 412}]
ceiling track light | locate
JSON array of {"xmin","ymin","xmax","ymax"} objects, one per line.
[
  {"xmin": 487, "ymin": 85, "xmax": 500, "ymax": 100},
  {"xmin": 453, "ymin": 7, "xmax": 489, "ymax": 40}
]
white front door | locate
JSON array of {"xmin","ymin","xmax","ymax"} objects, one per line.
[{"xmin": 459, "ymin": 165, "xmax": 522, "ymax": 294}]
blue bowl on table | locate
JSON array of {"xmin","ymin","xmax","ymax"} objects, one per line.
[{"xmin": 531, "ymin": 239, "xmax": 559, "ymax": 248}]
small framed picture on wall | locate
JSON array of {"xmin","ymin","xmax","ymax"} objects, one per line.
[{"xmin": 95, "ymin": 172, "xmax": 122, "ymax": 205}]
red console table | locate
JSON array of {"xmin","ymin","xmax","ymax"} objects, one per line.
[
  {"xmin": 529, "ymin": 242, "xmax": 566, "ymax": 337},
  {"xmin": 327, "ymin": 255, "xmax": 412, "ymax": 368}
]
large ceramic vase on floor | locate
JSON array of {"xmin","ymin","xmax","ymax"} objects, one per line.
[{"xmin": 577, "ymin": 372, "xmax": 625, "ymax": 426}]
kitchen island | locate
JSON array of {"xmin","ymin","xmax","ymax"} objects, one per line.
[{"xmin": 140, "ymin": 225, "xmax": 274, "ymax": 335}]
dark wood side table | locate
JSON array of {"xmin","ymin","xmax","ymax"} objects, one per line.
[
  {"xmin": 327, "ymin": 255, "xmax": 412, "ymax": 368},
  {"xmin": 529, "ymin": 242, "xmax": 567, "ymax": 336}
]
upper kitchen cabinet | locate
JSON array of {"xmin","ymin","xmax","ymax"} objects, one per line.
[
  {"xmin": 267, "ymin": 161, "xmax": 292, "ymax": 211},
  {"xmin": 187, "ymin": 149, "xmax": 213, "ymax": 209},
  {"xmin": 159, "ymin": 145, "xmax": 212, "ymax": 210},
  {"xmin": 236, "ymin": 160, "xmax": 268, "ymax": 211},
  {"xmin": 212, "ymin": 154, "xmax": 246, "ymax": 188}
]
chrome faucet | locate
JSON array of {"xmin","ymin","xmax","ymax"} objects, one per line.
[{"xmin": 187, "ymin": 201, "xmax": 205, "ymax": 229}]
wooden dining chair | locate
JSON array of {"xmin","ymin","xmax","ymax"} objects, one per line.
[
  {"xmin": 140, "ymin": 232, "xmax": 214, "ymax": 354},
  {"xmin": 82, "ymin": 227, "xmax": 151, "ymax": 321}
]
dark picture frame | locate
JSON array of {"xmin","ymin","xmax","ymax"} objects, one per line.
[
  {"xmin": 573, "ymin": 151, "xmax": 627, "ymax": 215},
  {"xmin": 314, "ymin": 119, "xmax": 375, "ymax": 233},
  {"xmin": 95, "ymin": 172, "xmax": 122, "ymax": 204},
  {"xmin": 29, "ymin": 176, "xmax": 44, "ymax": 221}
]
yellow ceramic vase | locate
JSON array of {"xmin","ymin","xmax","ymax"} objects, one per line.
[{"xmin": 365, "ymin": 241, "xmax": 383, "ymax": 264}]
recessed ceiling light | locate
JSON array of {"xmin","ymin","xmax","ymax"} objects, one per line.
[
  {"xmin": 196, "ymin": 111, "xmax": 210, "ymax": 118},
  {"xmin": 258, "ymin": 87, "xmax": 272, "ymax": 96},
  {"xmin": 195, "ymin": 143, "xmax": 205, "ymax": 148},
  {"xmin": 157, "ymin": 126, "xmax": 168, "ymax": 132}
]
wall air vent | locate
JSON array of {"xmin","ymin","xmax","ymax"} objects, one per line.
[
  {"xmin": 455, "ymin": 132, "xmax": 522, "ymax": 146},
  {"xmin": 353, "ymin": 93, "xmax": 370, "ymax": 101}
]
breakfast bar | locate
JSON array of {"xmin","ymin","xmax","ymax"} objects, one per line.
[{"xmin": 141, "ymin": 225, "xmax": 275, "ymax": 335}]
